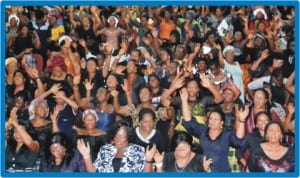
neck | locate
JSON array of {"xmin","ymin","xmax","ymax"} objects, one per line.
[{"xmin": 138, "ymin": 128, "xmax": 152, "ymax": 138}]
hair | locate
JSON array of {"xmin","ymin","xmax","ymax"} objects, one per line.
[
  {"xmin": 44, "ymin": 132, "xmax": 74, "ymax": 167},
  {"xmin": 106, "ymin": 120, "xmax": 134, "ymax": 143},
  {"xmin": 263, "ymin": 121, "xmax": 287, "ymax": 146},
  {"xmin": 271, "ymin": 68, "xmax": 284, "ymax": 78},
  {"xmin": 208, "ymin": 59, "xmax": 220, "ymax": 68},
  {"xmin": 207, "ymin": 108, "xmax": 225, "ymax": 122},
  {"xmin": 171, "ymin": 131, "xmax": 194, "ymax": 152},
  {"xmin": 138, "ymin": 108, "xmax": 156, "ymax": 122},
  {"xmin": 28, "ymin": 98, "xmax": 49, "ymax": 120},
  {"xmin": 6, "ymin": 120, "xmax": 36, "ymax": 154},
  {"xmin": 46, "ymin": 55, "xmax": 67, "ymax": 74},
  {"xmin": 82, "ymin": 109, "xmax": 99, "ymax": 122},
  {"xmin": 254, "ymin": 111, "xmax": 271, "ymax": 126},
  {"xmin": 253, "ymin": 88, "xmax": 271, "ymax": 113}
]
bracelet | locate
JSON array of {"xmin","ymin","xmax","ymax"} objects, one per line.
[
  {"xmin": 34, "ymin": 77, "xmax": 40, "ymax": 80},
  {"xmin": 155, "ymin": 162, "xmax": 163, "ymax": 168},
  {"xmin": 83, "ymin": 154, "xmax": 90, "ymax": 159},
  {"xmin": 145, "ymin": 159, "xmax": 153, "ymax": 163}
]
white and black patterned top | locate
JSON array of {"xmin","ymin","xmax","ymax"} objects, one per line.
[{"xmin": 93, "ymin": 144, "xmax": 145, "ymax": 172}]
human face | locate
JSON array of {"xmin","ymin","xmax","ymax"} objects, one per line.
[
  {"xmin": 175, "ymin": 45, "xmax": 185, "ymax": 59},
  {"xmin": 86, "ymin": 60, "xmax": 97, "ymax": 73},
  {"xmin": 130, "ymin": 51, "xmax": 140, "ymax": 62},
  {"xmin": 208, "ymin": 112, "xmax": 224, "ymax": 130},
  {"xmin": 52, "ymin": 66, "xmax": 64, "ymax": 79},
  {"xmin": 96, "ymin": 88, "xmax": 108, "ymax": 102},
  {"xmin": 6, "ymin": 62, "xmax": 18, "ymax": 74},
  {"xmin": 209, "ymin": 65, "xmax": 220, "ymax": 76},
  {"xmin": 83, "ymin": 113, "xmax": 97, "ymax": 130},
  {"xmin": 50, "ymin": 143, "xmax": 66, "ymax": 161},
  {"xmin": 225, "ymin": 50, "xmax": 235, "ymax": 63},
  {"xmin": 159, "ymin": 50, "xmax": 170, "ymax": 63},
  {"xmin": 20, "ymin": 26, "xmax": 29, "ymax": 36},
  {"xmin": 148, "ymin": 76, "xmax": 159, "ymax": 89},
  {"xmin": 14, "ymin": 97, "xmax": 26, "ymax": 110},
  {"xmin": 197, "ymin": 60, "xmax": 207, "ymax": 71},
  {"xmin": 81, "ymin": 16, "xmax": 90, "ymax": 28},
  {"xmin": 256, "ymin": 114, "xmax": 270, "ymax": 132},
  {"xmin": 113, "ymin": 126, "xmax": 129, "ymax": 149},
  {"xmin": 265, "ymin": 123, "xmax": 282, "ymax": 144},
  {"xmin": 186, "ymin": 80, "xmax": 199, "ymax": 99},
  {"xmin": 139, "ymin": 88, "xmax": 152, "ymax": 103},
  {"xmin": 126, "ymin": 60, "xmax": 137, "ymax": 73},
  {"xmin": 34, "ymin": 101, "xmax": 48, "ymax": 118},
  {"xmin": 222, "ymin": 89, "xmax": 235, "ymax": 102},
  {"xmin": 106, "ymin": 75, "xmax": 118, "ymax": 90},
  {"xmin": 253, "ymin": 90, "xmax": 267, "ymax": 110},
  {"xmin": 139, "ymin": 113, "xmax": 155, "ymax": 132},
  {"xmin": 174, "ymin": 142, "xmax": 191, "ymax": 159},
  {"xmin": 13, "ymin": 72, "xmax": 25, "ymax": 86},
  {"xmin": 108, "ymin": 17, "xmax": 116, "ymax": 27}
]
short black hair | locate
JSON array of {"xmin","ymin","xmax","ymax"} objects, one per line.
[
  {"xmin": 171, "ymin": 131, "xmax": 193, "ymax": 152},
  {"xmin": 106, "ymin": 120, "xmax": 134, "ymax": 143},
  {"xmin": 138, "ymin": 108, "xmax": 156, "ymax": 122}
]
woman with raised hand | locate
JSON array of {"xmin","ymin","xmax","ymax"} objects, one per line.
[
  {"xmin": 6, "ymin": 107, "xmax": 39, "ymax": 172},
  {"xmin": 144, "ymin": 131, "xmax": 212, "ymax": 172},
  {"xmin": 77, "ymin": 121, "xmax": 146, "ymax": 172},
  {"xmin": 40, "ymin": 132, "xmax": 86, "ymax": 172},
  {"xmin": 181, "ymin": 87, "xmax": 249, "ymax": 172}
]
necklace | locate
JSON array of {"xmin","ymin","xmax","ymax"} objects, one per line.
[{"xmin": 175, "ymin": 162, "xmax": 185, "ymax": 172}]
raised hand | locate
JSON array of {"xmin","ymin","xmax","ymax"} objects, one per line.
[
  {"xmin": 84, "ymin": 79, "xmax": 94, "ymax": 91},
  {"xmin": 287, "ymin": 102, "xmax": 295, "ymax": 115},
  {"xmin": 145, "ymin": 144, "xmax": 157, "ymax": 162},
  {"xmin": 153, "ymin": 151, "xmax": 164, "ymax": 165},
  {"xmin": 8, "ymin": 107, "xmax": 19, "ymax": 126},
  {"xmin": 236, "ymin": 105, "xmax": 250, "ymax": 122},
  {"xmin": 77, "ymin": 139, "xmax": 91, "ymax": 158},
  {"xmin": 179, "ymin": 88, "xmax": 188, "ymax": 102},
  {"xmin": 50, "ymin": 106, "xmax": 60, "ymax": 122},
  {"xmin": 200, "ymin": 73, "xmax": 212, "ymax": 88},
  {"xmin": 50, "ymin": 83, "xmax": 62, "ymax": 94}
]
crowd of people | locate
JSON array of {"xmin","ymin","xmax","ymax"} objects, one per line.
[{"xmin": 5, "ymin": 5, "xmax": 295, "ymax": 173}]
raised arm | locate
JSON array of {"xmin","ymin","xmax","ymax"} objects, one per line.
[
  {"xmin": 199, "ymin": 74, "xmax": 223, "ymax": 104},
  {"xmin": 235, "ymin": 105, "xmax": 249, "ymax": 139},
  {"xmin": 180, "ymin": 88, "xmax": 192, "ymax": 121},
  {"xmin": 8, "ymin": 107, "xmax": 40, "ymax": 153},
  {"xmin": 77, "ymin": 139, "xmax": 96, "ymax": 172}
]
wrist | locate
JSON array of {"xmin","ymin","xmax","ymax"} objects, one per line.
[
  {"xmin": 83, "ymin": 154, "xmax": 90, "ymax": 160},
  {"xmin": 155, "ymin": 162, "xmax": 163, "ymax": 168}
]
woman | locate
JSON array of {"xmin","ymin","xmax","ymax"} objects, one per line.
[
  {"xmin": 40, "ymin": 132, "xmax": 86, "ymax": 172},
  {"xmin": 217, "ymin": 44, "xmax": 245, "ymax": 103},
  {"xmin": 133, "ymin": 108, "xmax": 164, "ymax": 153},
  {"xmin": 74, "ymin": 109, "xmax": 106, "ymax": 162},
  {"xmin": 181, "ymin": 87, "xmax": 249, "ymax": 172},
  {"xmin": 246, "ymin": 88, "xmax": 279, "ymax": 134},
  {"xmin": 38, "ymin": 55, "xmax": 73, "ymax": 105},
  {"xmin": 95, "ymin": 87, "xmax": 116, "ymax": 132},
  {"xmin": 28, "ymin": 98, "xmax": 53, "ymax": 157},
  {"xmin": 6, "ymin": 107, "xmax": 39, "ymax": 172},
  {"xmin": 145, "ymin": 131, "xmax": 212, "ymax": 172},
  {"xmin": 77, "ymin": 121, "xmax": 146, "ymax": 172},
  {"xmin": 5, "ymin": 57, "xmax": 19, "ymax": 90},
  {"xmin": 248, "ymin": 121, "xmax": 294, "ymax": 172},
  {"xmin": 237, "ymin": 112, "xmax": 271, "ymax": 170}
]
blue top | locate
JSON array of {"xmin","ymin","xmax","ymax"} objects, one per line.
[
  {"xmin": 182, "ymin": 117, "xmax": 246, "ymax": 172},
  {"xmin": 96, "ymin": 112, "xmax": 116, "ymax": 132}
]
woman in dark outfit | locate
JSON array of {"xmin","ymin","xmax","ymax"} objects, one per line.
[
  {"xmin": 6, "ymin": 107, "xmax": 39, "ymax": 172},
  {"xmin": 180, "ymin": 87, "xmax": 249, "ymax": 172},
  {"xmin": 40, "ymin": 132, "xmax": 85, "ymax": 172}
]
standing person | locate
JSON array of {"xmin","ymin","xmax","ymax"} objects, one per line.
[
  {"xmin": 77, "ymin": 121, "xmax": 146, "ymax": 172},
  {"xmin": 180, "ymin": 87, "xmax": 249, "ymax": 172},
  {"xmin": 144, "ymin": 131, "xmax": 212, "ymax": 172},
  {"xmin": 40, "ymin": 132, "xmax": 86, "ymax": 172},
  {"xmin": 6, "ymin": 107, "xmax": 39, "ymax": 172},
  {"xmin": 248, "ymin": 121, "xmax": 294, "ymax": 172}
]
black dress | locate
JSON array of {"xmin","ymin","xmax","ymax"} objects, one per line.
[{"xmin": 163, "ymin": 152, "xmax": 205, "ymax": 172}]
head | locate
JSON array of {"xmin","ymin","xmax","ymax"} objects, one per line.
[
  {"xmin": 170, "ymin": 30, "xmax": 180, "ymax": 44},
  {"xmin": 208, "ymin": 60, "xmax": 221, "ymax": 76},
  {"xmin": 174, "ymin": 44, "xmax": 186, "ymax": 60},
  {"xmin": 5, "ymin": 57, "xmax": 18, "ymax": 74},
  {"xmin": 82, "ymin": 109, "xmax": 99, "ymax": 130},
  {"xmin": 223, "ymin": 45, "xmax": 235, "ymax": 63},
  {"xmin": 106, "ymin": 74, "xmax": 120, "ymax": 91},
  {"xmin": 46, "ymin": 132, "xmax": 73, "ymax": 166},
  {"xmin": 207, "ymin": 109, "xmax": 225, "ymax": 130},
  {"xmin": 107, "ymin": 15, "xmax": 119, "ymax": 28},
  {"xmin": 81, "ymin": 16, "xmax": 91, "ymax": 28},
  {"xmin": 171, "ymin": 131, "xmax": 193, "ymax": 156},
  {"xmin": 96, "ymin": 87, "xmax": 109, "ymax": 103},
  {"xmin": 254, "ymin": 112, "xmax": 271, "ymax": 133},
  {"xmin": 148, "ymin": 74, "xmax": 161, "ymax": 89},
  {"xmin": 47, "ymin": 55, "xmax": 67, "ymax": 77},
  {"xmin": 14, "ymin": 91, "xmax": 29, "ymax": 110},
  {"xmin": 138, "ymin": 108, "xmax": 156, "ymax": 132},
  {"xmin": 271, "ymin": 68, "xmax": 284, "ymax": 86},
  {"xmin": 13, "ymin": 69, "xmax": 27, "ymax": 87},
  {"xmin": 263, "ymin": 121, "xmax": 286, "ymax": 145},
  {"xmin": 86, "ymin": 57, "xmax": 98, "ymax": 73},
  {"xmin": 253, "ymin": 88, "xmax": 269, "ymax": 110},
  {"xmin": 139, "ymin": 87, "xmax": 153, "ymax": 104},
  {"xmin": 18, "ymin": 24, "xmax": 29, "ymax": 36},
  {"xmin": 222, "ymin": 83, "xmax": 241, "ymax": 102},
  {"xmin": 130, "ymin": 49, "xmax": 142, "ymax": 63},
  {"xmin": 49, "ymin": 15, "xmax": 57, "ymax": 26},
  {"xmin": 159, "ymin": 48, "xmax": 172, "ymax": 63},
  {"xmin": 196, "ymin": 58, "xmax": 207, "ymax": 72},
  {"xmin": 185, "ymin": 79, "xmax": 200, "ymax": 99},
  {"xmin": 205, "ymin": 31, "xmax": 216, "ymax": 45},
  {"xmin": 29, "ymin": 98, "xmax": 49, "ymax": 120},
  {"xmin": 107, "ymin": 121, "xmax": 133, "ymax": 148},
  {"xmin": 126, "ymin": 60, "xmax": 138, "ymax": 74}
]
